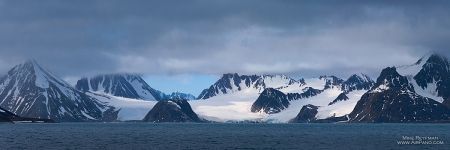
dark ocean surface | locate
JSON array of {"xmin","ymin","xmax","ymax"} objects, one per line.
[{"xmin": 0, "ymin": 123, "xmax": 449, "ymax": 150}]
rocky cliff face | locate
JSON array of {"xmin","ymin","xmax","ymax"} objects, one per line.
[
  {"xmin": 328, "ymin": 92, "xmax": 349, "ymax": 105},
  {"xmin": 413, "ymin": 54, "xmax": 450, "ymax": 100},
  {"xmin": 143, "ymin": 100, "xmax": 202, "ymax": 123},
  {"xmin": 251, "ymin": 88, "xmax": 290, "ymax": 114},
  {"xmin": 289, "ymin": 104, "xmax": 319, "ymax": 123}
]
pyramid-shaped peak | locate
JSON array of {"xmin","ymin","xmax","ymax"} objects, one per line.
[
  {"xmin": 347, "ymin": 73, "xmax": 373, "ymax": 82},
  {"xmin": 414, "ymin": 52, "xmax": 448, "ymax": 66},
  {"xmin": 11, "ymin": 59, "xmax": 37, "ymax": 72},
  {"xmin": 370, "ymin": 67, "xmax": 414, "ymax": 93},
  {"xmin": 425, "ymin": 53, "xmax": 449, "ymax": 66},
  {"xmin": 24, "ymin": 59, "xmax": 40, "ymax": 65},
  {"xmin": 341, "ymin": 73, "xmax": 375, "ymax": 92},
  {"xmin": 221, "ymin": 73, "xmax": 240, "ymax": 78},
  {"xmin": 8, "ymin": 60, "xmax": 69, "ymax": 89},
  {"xmin": 319, "ymin": 75, "xmax": 344, "ymax": 81},
  {"xmin": 414, "ymin": 52, "xmax": 433, "ymax": 65},
  {"xmin": 377, "ymin": 67, "xmax": 402, "ymax": 82}
]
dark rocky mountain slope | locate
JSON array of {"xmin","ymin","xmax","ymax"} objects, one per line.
[
  {"xmin": 143, "ymin": 100, "xmax": 202, "ymax": 122},
  {"xmin": 349, "ymin": 67, "xmax": 450, "ymax": 123},
  {"xmin": 0, "ymin": 60, "xmax": 117, "ymax": 122}
]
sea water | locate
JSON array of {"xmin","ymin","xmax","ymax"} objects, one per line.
[{"xmin": 0, "ymin": 123, "xmax": 449, "ymax": 150}]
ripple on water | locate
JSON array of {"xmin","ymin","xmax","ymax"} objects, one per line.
[{"xmin": 0, "ymin": 123, "xmax": 449, "ymax": 150}]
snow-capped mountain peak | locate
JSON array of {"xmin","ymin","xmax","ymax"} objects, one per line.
[
  {"xmin": 76, "ymin": 73, "xmax": 165, "ymax": 100},
  {"xmin": 370, "ymin": 67, "xmax": 414, "ymax": 93},
  {"xmin": 261, "ymin": 74, "xmax": 304, "ymax": 87},
  {"xmin": 194, "ymin": 72, "xmax": 375, "ymax": 123},
  {"xmin": 347, "ymin": 73, "xmax": 373, "ymax": 84},
  {"xmin": 197, "ymin": 73, "xmax": 307, "ymax": 99},
  {"xmin": 319, "ymin": 75, "xmax": 345, "ymax": 90},
  {"xmin": 11, "ymin": 60, "xmax": 71, "ymax": 89},
  {"xmin": 349, "ymin": 66, "xmax": 450, "ymax": 123},
  {"xmin": 414, "ymin": 54, "xmax": 450, "ymax": 97},
  {"xmin": 342, "ymin": 73, "xmax": 375, "ymax": 92},
  {"xmin": 397, "ymin": 53, "xmax": 450, "ymax": 103},
  {"xmin": 0, "ymin": 60, "xmax": 116, "ymax": 121},
  {"xmin": 397, "ymin": 53, "xmax": 445, "ymax": 76},
  {"xmin": 197, "ymin": 73, "xmax": 261, "ymax": 99},
  {"xmin": 166, "ymin": 92, "xmax": 196, "ymax": 100},
  {"xmin": 251, "ymin": 88, "xmax": 290, "ymax": 114}
]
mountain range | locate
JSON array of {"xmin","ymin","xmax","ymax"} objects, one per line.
[
  {"xmin": 0, "ymin": 60, "xmax": 117, "ymax": 122},
  {"xmin": 0, "ymin": 53, "xmax": 449, "ymax": 123},
  {"xmin": 76, "ymin": 74, "xmax": 195, "ymax": 101}
]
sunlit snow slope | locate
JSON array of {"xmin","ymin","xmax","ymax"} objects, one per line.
[
  {"xmin": 87, "ymin": 92, "xmax": 157, "ymax": 121},
  {"xmin": 192, "ymin": 73, "xmax": 374, "ymax": 123}
]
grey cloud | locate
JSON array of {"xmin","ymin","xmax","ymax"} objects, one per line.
[{"xmin": 0, "ymin": 0, "xmax": 449, "ymax": 79}]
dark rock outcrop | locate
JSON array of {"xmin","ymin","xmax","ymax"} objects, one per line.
[
  {"xmin": 286, "ymin": 87, "xmax": 323, "ymax": 100},
  {"xmin": 0, "ymin": 107, "xmax": 54, "ymax": 123},
  {"xmin": 0, "ymin": 107, "xmax": 13, "ymax": 122},
  {"xmin": 289, "ymin": 104, "xmax": 319, "ymax": 123},
  {"xmin": 320, "ymin": 76, "xmax": 345, "ymax": 90},
  {"xmin": 314, "ymin": 115, "xmax": 349, "ymax": 123},
  {"xmin": 328, "ymin": 92, "xmax": 349, "ymax": 105},
  {"xmin": 289, "ymin": 104, "xmax": 349, "ymax": 123},
  {"xmin": 143, "ymin": 100, "xmax": 202, "ymax": 122},
  {"xmin": 251, "ymin": 88, "xmax": 290, "ymax": 114},
  {"xmin": 251, "ymin": 87, "xmax": 324, "ymax": 114},
  {"xmin": 342, "ymin": 74, "xmax": 375, "ymax": 92},
  {"xmin": 443, "ymin": 98, "xmax": 450, "ymax": 109}
]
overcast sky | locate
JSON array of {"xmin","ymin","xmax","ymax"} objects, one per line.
[{"xmin": 0, "ymin": 0, "xmax": 449, "ymax": 95}]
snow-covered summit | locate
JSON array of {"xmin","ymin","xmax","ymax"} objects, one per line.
[
  {"xmin": 370, "ymin": 67, "xmax": 415, "ymax": 94},
  {"xmin": 166, "ymin": 92, "xmax": 196, "ymax": 100},
  {"xmin": 0, "ymin": 60, "xmax": 116, "ymax": 121},
  {"xmin": 76, "ymin": 73, "xmax": 165, "ymax": 100},
  {"xmin": 197, "ymin": 73, "xmax": 309, "ymax": 99},
  {"xmin": 342, "ymin": 73, "xmax": 375, "ymax": 92},
  {"xmin": 349, "ymin": 66, "xmax": 450, "ymax": 123},
  {"xmin": 397, "ymin": 53, "xmax": 450, "ymax": 103},
  {"xmin": 192, "ymin": 73, "xmax": 375, "ymax": 123}
]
